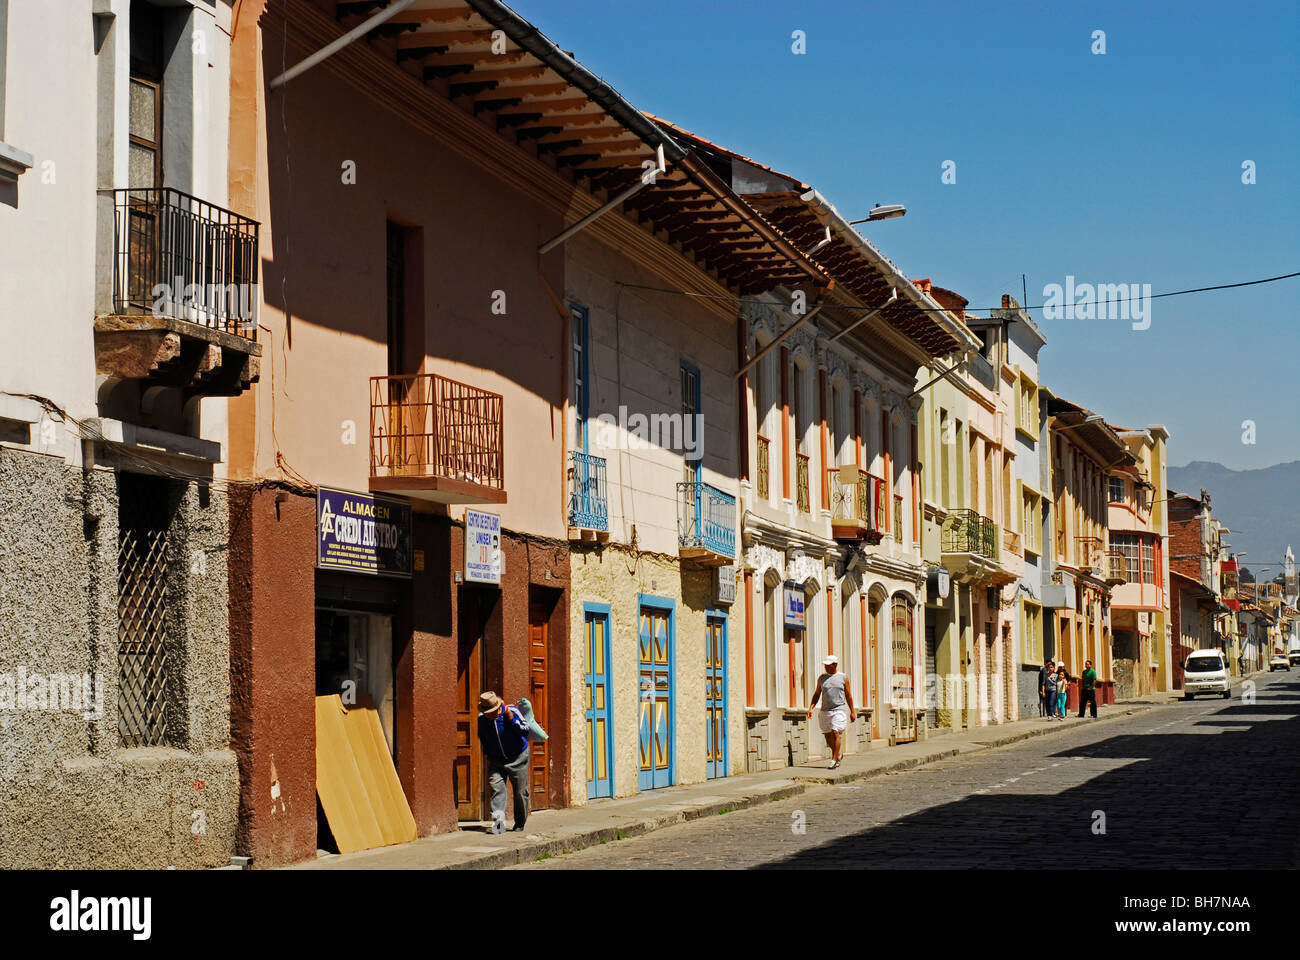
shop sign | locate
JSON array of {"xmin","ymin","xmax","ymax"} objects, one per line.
[
  {"xmin": 317, "ymin": 487, "xmax": 411, "ymax": 577},
  {"xmin": 465, "ymin": 509, "xmax": 502, "ymax": 585},
  {"xmin": 716, "ymin": 565, "xmax": 737, "ymax": 605},
  {"xmin": 927, "ymin": 566, "xmax": 951, "ymax": 601},
  {"xmin": 783, "ymin": 582, "xmax": 806, "ymax": 630}
]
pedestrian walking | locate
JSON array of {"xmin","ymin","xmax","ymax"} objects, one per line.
[
  {"xmin": 1055, "ymin": 665, "xmax": 1070, "ymax": 720},
  {"xmin": 1077, "ymin": 659, "xmax": 1098, "ymax": 718},
  {"xmin": 1038, "ymin": 659, "xmax": 1055, "ymax": 717},
  {"xmin": 807, "ymin": 654, "xmax": 855, "ymax": 769},
  {"xmin": 477, "ymin": 691, "xmax": 530, "ymax": 834}
]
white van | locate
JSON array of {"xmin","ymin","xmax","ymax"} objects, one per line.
[{"xmin": 1182, "ymin": 649, "xmax": 1231, "ymax": 699}]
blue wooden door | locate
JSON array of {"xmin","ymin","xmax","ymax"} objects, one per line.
[
  {"xmin": 705, "ymin": 613, "xmax": 728, "ymax": 779},
  {"xmin": 584, "ymin": 607, "xmax": 613, "ymax": 799},
  {"xmin": 638, "ymin": 602, "xmax": 674, "ymax": 791}
]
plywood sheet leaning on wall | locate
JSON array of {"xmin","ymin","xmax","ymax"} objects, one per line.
[{"xmin": 315, "ymin": 694, "xmax": 418, "ymax": 853}]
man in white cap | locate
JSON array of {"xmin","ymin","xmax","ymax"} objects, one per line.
[{"xmin": 807, "ymin": 654, "xmax": 855, "ymax": 769}]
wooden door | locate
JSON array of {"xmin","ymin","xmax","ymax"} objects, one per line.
[
  {"xmin": 868, "ymin": 602, "xmax": 880, "ymax": 739},
  {"xmin": 705, "ymin": 615, "xmax": 727, "ymax": 779},
  {"xmin": 454, "ymin": 611, "xmax": 483, "ymax": 821},
  {"xmin": 638, "ymin": 604, "xmax": 674, "ymax": 791},
  {"xmin": 528, "ymin": 603, "xmax": 549, "ymax": 810},
  {"xmin": 584, "ymin": 609, "xmax": 614, "ymax": 799}
]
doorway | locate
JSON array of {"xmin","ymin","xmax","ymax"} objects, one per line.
[
  {"xmin": 315, "ymin": 609, "xmax": 396, "ymax": 755},
  {"xmin": 705, "ymin": 613, "xmax": 727, "ymax": 779},
  {"xmin": 527, "ymin": 596, "xmax": 550, "ymax": 810},
  {"xmin": 455, "ymin": 589, "xmax": 499, "ymax": 821},
  {"xmin": 637, "ymin": 599, "xmax": 675, "ymax": 791}
]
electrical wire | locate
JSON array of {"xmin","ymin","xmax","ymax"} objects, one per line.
[{"xmin": 614, "ymin": 270, "xmax": 1300, "ymax": 315}]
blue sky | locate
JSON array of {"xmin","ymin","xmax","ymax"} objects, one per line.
[{"xmin": 510, "ymin": 0, "xmax": 1300, "ymax": 470}]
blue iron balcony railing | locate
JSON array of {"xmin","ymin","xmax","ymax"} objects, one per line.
[
  {"xmin": 568, "ymin": 451, "xmax": 609, "ymax": 533},
  {"xmin": 677, "ymin": 480, "xmax": 736, "ymax": 560}
]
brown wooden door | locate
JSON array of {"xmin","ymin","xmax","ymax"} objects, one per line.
[
  {"xmin": 528, "ymin": 603, "xmax": 549, "ymax": 810},
  {"xmin": 455, "ymin": 619, "xmax": 483, "ymax": 821}
]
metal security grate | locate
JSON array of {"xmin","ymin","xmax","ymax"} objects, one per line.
[{"xmin": 117, "ymin": 476, "xmax": 171, "ymax": 747}]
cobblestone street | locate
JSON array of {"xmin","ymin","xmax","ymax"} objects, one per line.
[{"xmin": 516, "ymin": 674, "xmax": 1300, "ymax": 869}]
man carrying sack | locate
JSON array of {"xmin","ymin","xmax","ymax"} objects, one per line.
[{"xmin": 478, "ymin": 691, "xmax": 531, "ymax": 834}]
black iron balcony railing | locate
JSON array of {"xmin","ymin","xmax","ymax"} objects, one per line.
[
  {"xmin": 111, "ymin": 187, "xmax": 258, "ymax": 337},
  {"xmin": 568, "ymin": 451, "xmax": 608, "ymax": 532},
  {"xmin": 942, "ymin": 509, "xmax": 999, "ymax": 560}
]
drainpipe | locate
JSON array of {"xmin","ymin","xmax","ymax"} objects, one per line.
[{"xmin": 268, "ymin": 0, "xmax": 419, "ymax": 90}]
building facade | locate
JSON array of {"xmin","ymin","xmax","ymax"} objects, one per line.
[
  {"xmin": 1041, "ymin": 392, "xmax": 1134, "ymax": 708},
  {"xmin": 0, "ymin": 0, "xmax": 246, "ymax": 868},
  {"xmin": 1107, "ymin": 425, "xmax": 1171, "ymax": 697}
]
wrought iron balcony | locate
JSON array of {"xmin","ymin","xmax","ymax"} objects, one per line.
[
  {"xmin": 677, "ymin": 480, "xmax": 736, "ymax": 564},
  {"xmin": 568, "ymin": 451, "xmax": 609, "ymax": 539},
  {"xmin": 942, "ymin": 509, "xmax": 999, "ymax": 560},
  {"xmin": 370, "ymin": 373, "xmax": 505, "ymax": 504},
  {"xmin": 96, "ymin": 187, "xmax": 260, "ymax": 395},
  {"xmin": 828, "ymin": 467, "xmax": 885, "ymax": 543},
  {"xmin": 109, "ymin": 187, "xmax": 258, "ymax": 335}
]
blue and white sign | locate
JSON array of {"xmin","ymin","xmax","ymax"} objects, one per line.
[
  {"xmin": 465, "ymin": 509, "xmax": 502, "ymax": 585},
  {"xmin": 783, "ymin": 582, "xmax": 806, "ymax": 630},
  {"xmin": 317, "ymin": 487, "xmax": 411, "ymax": 577}
]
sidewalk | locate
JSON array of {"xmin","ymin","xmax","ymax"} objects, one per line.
[{"xmin": 289, "ymin": 695, "xmax": 1166, "ymax": 871}]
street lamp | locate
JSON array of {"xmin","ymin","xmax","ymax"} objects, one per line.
[{"xmin": 848, "ymin": 204, "xmax": 907, "ymax": 225}]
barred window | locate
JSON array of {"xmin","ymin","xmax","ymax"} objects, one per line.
[{"xmin": 117, "ymin": 472, "xmax": 175, "ymax": 747}]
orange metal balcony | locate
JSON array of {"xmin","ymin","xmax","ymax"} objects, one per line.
[{"xmin": 369, "ymin": 373, "xmax": 506, "ymax": 504}]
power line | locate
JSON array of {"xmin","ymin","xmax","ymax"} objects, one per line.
[{"xmin": 616, "ymin": 269, "xmax": 1300, "ymax": 315}]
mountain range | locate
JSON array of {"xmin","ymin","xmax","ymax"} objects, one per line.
[{"xmin": 1166, "ymin": 461, "xmax": 1300, "ymax": 577}]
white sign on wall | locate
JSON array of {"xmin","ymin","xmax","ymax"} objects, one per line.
[
  {"xmin": 464, "ymin": 509, "xmax": 502, "ymax": 585},
  {"xmin": 716, "ymin": 565, "xmax": 737, "ymax": 605}
]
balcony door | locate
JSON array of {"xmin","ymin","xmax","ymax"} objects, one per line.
[{"xmin": 681, "ymin": 361, "xmax": 701, "ymax": 540}]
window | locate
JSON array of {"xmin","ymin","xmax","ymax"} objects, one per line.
[
  {"xmin": 1109, "ymin": 475, "xmax": 1125, "ymax": 504},
  {"xmin": 1141, "ymin": 538, "xmax": 1154, "ymax": 583},
  {"xmin": 1112, "ymin": 533, "xmax": 1141, "ymax": 582},
  {"xmin": 571, "ymin": 305, "xmax": 588, "ymax": 451},
  {"xmin": 129, "ymin": 1, "xmax": 166, "ymax": 190},
  {"xmin": 1021, "ymin": 486, "xmax": 1041, "ymax": 555},
  {"xmin": 681, "ymin": 362, "xmax": 700, "ymax": 485},
  {"xmin": 1021, "ymin": 600, "xmax": 1043, "ymax": 663},
  {"xmin": 1016, "ymin": 372, "xmax": 1039, "ymax": 438}
]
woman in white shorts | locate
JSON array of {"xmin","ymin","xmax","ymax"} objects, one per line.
[{"xmin": 807, "ymin": 654, "xmax": 855, "ymax": 769}]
